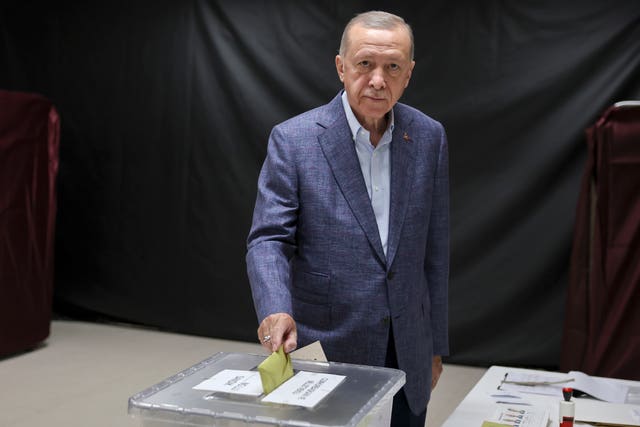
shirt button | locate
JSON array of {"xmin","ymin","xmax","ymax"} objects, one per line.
[
  {"xmin": 374, "ymin": 186, "xmax": 379, "ymax": 191},
  {"xmin": 387, "ymin": 271, "xmax": 395, "ymax": 280}
]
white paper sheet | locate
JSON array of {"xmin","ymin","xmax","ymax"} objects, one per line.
[
  {"xmin": 570, "ymin": 371, "xmax": 629, "ymax": 404},
  {"xmin": 575, "ymin": 399, "xmax": 640, "ymax": 426},
  {"xmin": 193, "ymin": 369, "xmax": 263, "ymax": 396},
  {"xmin": 489, "ymin": 406, "xmax": 549, "ymax": 427},
  {"xmin": 261, "ymin": 371, "xmax": 346, "ymax": 408},
  {"xmin": 499, "ymin": 372, "xmax": 569, "ymax": 397},
  {"xmin": 499, "ymin": 371, "xmax": 629, "ymax": 403}
]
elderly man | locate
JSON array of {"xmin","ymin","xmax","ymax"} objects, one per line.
[{"xmin": 247, "ymin": 11, "xmax": 450, "ymax": 426}]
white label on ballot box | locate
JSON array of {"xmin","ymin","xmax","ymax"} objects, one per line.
[
  {"xmin": 193, "ymin": 369, "xmax": 263, "ymax": 396},
  {"xmin": 262, "ymin": 371, "xmax": 346, "ymax": 408}
]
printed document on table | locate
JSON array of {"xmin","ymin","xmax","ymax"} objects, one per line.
[
  {"xmin": 499, "ymin": 371, "xmax": 629, "ymax": 403},
  {"xmin": 489, "ymin": 406, "xmax": 549, "ymax": 427},
  {"xmin": 193, "ymin": 369, "xmax": 263, "ymax": 396},
  {"xmin": 575, "ymin": 399, "xmax": 640, "ymax": 426},
  {"xmin": 569, "ymin": 370, "xmax": 629, "ymax": 403},
  {"xmin": 262, "ymin": 371, "xmax": 346, "ymax": 408},
  {"xmin": 499, "ymin": 372, "xmax": 568, "ymax": 397}
]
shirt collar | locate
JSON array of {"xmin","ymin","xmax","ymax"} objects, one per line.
[{"xmin": 341, "ymin": 91, "xmax": 395, "ymax": 142}]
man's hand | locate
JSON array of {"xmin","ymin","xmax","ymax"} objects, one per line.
[
  {"xmin": 431, "ymin": 355, "xmax": 443, "ymax": 390},
  {"xmin": 257, "ymin": 313, "xmax": 298, "ymax": 353}
]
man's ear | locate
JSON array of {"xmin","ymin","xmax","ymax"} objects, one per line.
[
  {"xmin": 335, "ymin": 55, "xmax": 344, "ymax": 82},
  {"xmin": 404, "ymin": 60, "xmax": 415, "ymax": 88}
]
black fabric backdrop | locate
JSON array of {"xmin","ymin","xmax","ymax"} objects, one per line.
[{"xmin": 1, "ymin": 1, "xmax": 639, "ymax": 368}]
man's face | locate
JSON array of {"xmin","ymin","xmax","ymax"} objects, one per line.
[{"xmin": 336, "ymin": 24, "xmax": 415, "ymax": 126}]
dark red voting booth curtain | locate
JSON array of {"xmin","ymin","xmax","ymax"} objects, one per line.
[
  {"xmin": 561, "ymin": 103, "xmax": 640, "ymax": 380},
  {"xmin": 0, "ymin": 90, "xmax": 60, "ymax": 357}
]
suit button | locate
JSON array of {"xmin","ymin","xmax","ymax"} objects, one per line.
[
  {"xmin": 387, "ymin": 271, "xmax": 395, "ymax": 280},
  {"xmin": 381, "ymin": 316, "xmax": 390, "ymax": 326}
]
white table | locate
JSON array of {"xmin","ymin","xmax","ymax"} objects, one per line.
[{"xmin": 441, "ymin": 365, "xmax": 640, "ymax": 426}]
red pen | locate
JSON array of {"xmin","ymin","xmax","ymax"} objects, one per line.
[{"xmin": 559, "ymin": 387, "xmax": 575, "ymax": 427}]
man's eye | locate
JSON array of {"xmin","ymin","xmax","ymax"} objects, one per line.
[
  {"xmin": 389, "ymin": 63, "xmax": 400, "ymax": 71},
  {"xmin": 358, "ymin": 60, "xmax": 370, "ymax": 68}
]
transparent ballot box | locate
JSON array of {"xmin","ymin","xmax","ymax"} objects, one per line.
[{"xmin": 128, "ymin": 352, "xmax": 405, "ymax": 427}]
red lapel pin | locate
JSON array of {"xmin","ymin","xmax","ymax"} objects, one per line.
[{"xmin": 403, "ymin": 132, "xmax": 411, "ymax": 142}]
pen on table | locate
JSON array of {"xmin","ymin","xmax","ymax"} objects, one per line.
[{"xmin": 501, "ymin": 372, "xmax": 575, "ymax": 386}]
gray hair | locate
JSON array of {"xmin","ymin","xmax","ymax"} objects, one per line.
[{"xmin": 339, "ymin": 11, "xmax": 414, "ymax": 60}]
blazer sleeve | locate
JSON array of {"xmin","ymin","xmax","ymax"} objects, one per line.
[
  {"xmin": 246, "ymin": 125, "xmax": 298, "ymax": 322},
  {"xmin": 425, "ymin": 123, "xmax": 450, "ymax": 356}
]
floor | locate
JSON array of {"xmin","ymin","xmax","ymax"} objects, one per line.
[{"xmin": 0, "ymin": 320, "xmax": 486, "ymax": 426}]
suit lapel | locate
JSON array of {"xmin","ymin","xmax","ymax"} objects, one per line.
[
  {"xmin": 316, "ymin": 97, "xmax": 386, "ymax": 265},
  {"xmin": 386, "ymin": 113, "xmax": 416, "ymax": 268}
]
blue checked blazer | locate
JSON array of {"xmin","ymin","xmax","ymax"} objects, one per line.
[{"xmin": 247, "ymin": 92, "xmax": 449, "ymax": 413}]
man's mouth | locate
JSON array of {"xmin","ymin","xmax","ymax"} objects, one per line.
[{"xmin": 364, "ymin": 94, "xmax": 386, "ymax": 101}]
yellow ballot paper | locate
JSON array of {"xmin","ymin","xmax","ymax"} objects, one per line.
[{"xmin": 258, "ymin": 346, "xmax": 294, "ymax": 394}]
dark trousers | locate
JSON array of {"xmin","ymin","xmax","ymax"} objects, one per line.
[{"xmin": 385, "ymin": 327, "xmax": 428, "ymax": 427}]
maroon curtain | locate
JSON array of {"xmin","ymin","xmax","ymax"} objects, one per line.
[
  {"xmin": 561, "ymin": 102, "xmax": 640, "ymax": 380},
  {"xmin": 0, "ymin": 90, "xmax": 60, "ymax": 357}
]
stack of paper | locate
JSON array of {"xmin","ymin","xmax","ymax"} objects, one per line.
[
  {"xmin": 574, "ymin": 399, "xmax": 640, "ymax": 426},
  {"xmin": 499, "ymin": 371, "xmax": 629, "ymax": 403}
]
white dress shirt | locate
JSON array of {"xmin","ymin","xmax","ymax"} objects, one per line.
[{"xmin": 341, "ymin": 91, "xmax": 393, "ymax": 257}]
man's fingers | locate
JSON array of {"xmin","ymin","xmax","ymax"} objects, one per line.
[
  {"xmin": 260, "ymin": 331, "xmax": 274, "ymax": 352},
  {"xmin": 283, "ymin": 329, "xmax": 298, "ymax": 353},
  {"xmin": 265, "ymin": 317, "xmax": 286, "ymax": 351},
  {"xmin": 257, "ymin": 313, "xmax": 297, "ymax": 353},
  {"xmin": 257, "ymin": 317, "xmax": 276, "ymax": 351}
]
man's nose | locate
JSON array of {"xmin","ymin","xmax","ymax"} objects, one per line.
[{"xmin": 369, "ymin": 68, "xmax": 386, "ymax": 90}]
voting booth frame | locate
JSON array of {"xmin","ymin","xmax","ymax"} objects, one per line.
[
  {"xmin": 0, "ymin": 90, "xmax": 60, "ymax": 358},
  {"xmin": 561, "ymin": 101, "xmax": 640, "ymax": 382},
  {"xmin": 128, "ymin": 352, "xmax": 406, "ymax": 427}
]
